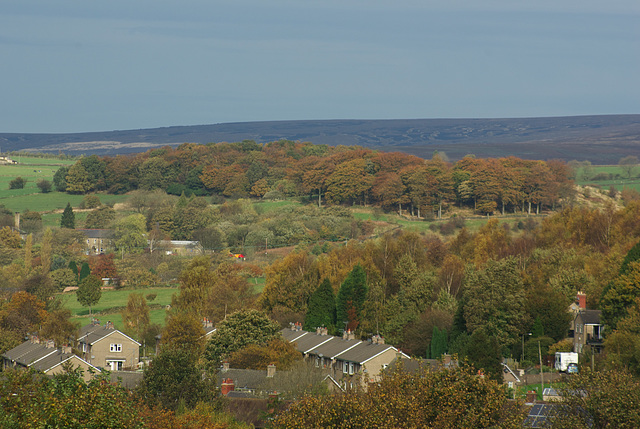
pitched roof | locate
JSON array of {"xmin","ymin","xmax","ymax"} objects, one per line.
[
  {"xmin": 217, "ymin": 368, "xmax": 269, "ymax": 391},
  {"xmin": 77, "ymin": 229, "xmax": 114, "ymax": 239},
  {"xmin": 2, "ymin": 341, "xmax": 99, "ymax": 374},
  {"xmin": 280, "ymin": 328, "xmax": 407, "ymax": 364},
  {"xmin": 281, "ymin": 328, "xmax": 308, "ymax": 342},
  {"xmin": 78, "ymin": 323, "xmax": 141, "ymax": 346},
  {"xmin": 287, "ymin": 332, "xmax": 334, "ymax": 354},
  {"xmin": 32, "ymin": 352, "xmax": 100, "ymax": 374},
  {"xmin": 2, "ymin": 341, "xmax": 58, "ymax": 366},
  {"xmin": 335, "ymin": 342, "xmax": 398, "ymax": 365},
  {"xmin": 577, "ymin": 309, "xmax": 602, "ymax": 325}
]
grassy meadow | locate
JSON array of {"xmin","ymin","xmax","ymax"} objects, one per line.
[{"xmin": 61, "ymin": 286, "xmax": 177, "ymax": 330}]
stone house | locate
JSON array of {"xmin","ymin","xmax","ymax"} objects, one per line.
[
  {"xmin": 77, "ymin": 321, "xmax": 140, "ymax": 371},
  {"xmin": 281, "ymin": 325, "xmax": 409, "ymax": 388},
  {"xmin": 2, "ymin": 337, "xmax": 98, "ymax": 382}
]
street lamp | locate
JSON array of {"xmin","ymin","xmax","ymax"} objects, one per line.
[{"xmin": 521, "ymin": 332, "xmax": 532, "ymax": 363}]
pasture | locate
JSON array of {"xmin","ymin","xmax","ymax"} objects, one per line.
[{"xmin": 61, "ymin": 286, "xmax": 177, "ymax": 329}]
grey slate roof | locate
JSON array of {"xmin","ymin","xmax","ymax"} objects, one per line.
[
  {"xmin": 309, "ymin": 337, "xmax": 361, "ymax": 359},
  {"xmin": 578, "ymin": 309, "xmax": 602, "ymax": 325},
  {"xmin": 77, "ymin": 229, "xmax": 114, "ymax": 239},
  {"xmin": 288, "ymin": 332, "xmax": 334, "ymax": 354},
  {"xmin": 2, "ymin": 341, "xmax": 57, "ymax": 366},
  {"xmin": 335, "ymin": 342, "xmax": 396, "ymax": 364},
  {"xmin": 281, "ymin": 328, "xmax": 307, "ymax": 342},
  {"xmin": 218, "ymin": 368, "xmax": 270, "ymax": 391},
  {"xmin": 3, "ymin": 341, "xmax": 99, "ymax": 374},
  {"xmin": 281, "ymin": 328, "xmax": 407, "ymax": 364},
  {"xmin": 30, "ymin": 350, "xmax": 79, "ymax": 372},
  {"xmin": 77, "ymin": 323, "xmax": 141, "ymax": 346}
]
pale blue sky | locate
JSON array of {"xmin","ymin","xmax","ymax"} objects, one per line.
[{"xmin": 1, "ymin": 1, "xmax": 638, "ymax": 133}]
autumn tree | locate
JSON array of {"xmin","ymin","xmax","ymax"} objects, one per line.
[
  {"xmin": 271, "ymin": 365, "xmax": 525, "ymax": 428},
  {"xmin": 261, "ymin": 250, "xmax": 318, "ymax": 315},
  {"xmin": 551, "ymin": 368, "xmax": 640, "ymax": 428},
  {"xmin": 203, "ymin": 309, "xmax": 281, "ymax": 369},
  {"xmin": 39, "ymin": 308, "xmax": 79, "ymax": 346},
  {"xmin": 40, "ymin": 227, "xmax": 52, "ymax": 274},
  {"xmin": 84, "ymin": 206, "xmax": 116, "ymax": 229},
  {"xmin": 159, "ymin": 312, "xmax": 205, "ymax": 357},
  {"xmin": 88, "ymin": 253, "xmax": 118, "ymax": 279},
  {"xmin": 65, "ymin": 161, "xmax": 93, "ymax": 193},
  {"xmin": 0, "ymin": 291, "xmax": 48, "ymax": 338},
  {"xmin": 1, "ymin": 368, "xmax": 144, "ymax": 428},
  {"xmin": 121, "ymin": 292, "xmax": 151, "ymax": 341},
  {"xmin": 114, "ymin": 214, "xmax": 147, "ymax": 257},
  {"xmin": 228, "ymin": 336, "xmax": 302, "ymax": 370},
  {"xmin": 76, "ymin": 275, "xmax": 102, "ymax": 316},
  {"xmin": 463, "ymin": 257, "xmax": 529, "ymax": 347},
  {"xmin": 138, "ymin": 348, "xmax": 216, "ymax": 412}
]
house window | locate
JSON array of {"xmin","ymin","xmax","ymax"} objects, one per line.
[
  {"xmin": 343, "ymin": 362, "xmax": 348, "ymax": 374},
  {"xmin": 110, "ymin": 344, "xmax": 122, "ymax": 352},
  {"xmin": 349, "ymin": 362, "xmax": 355, "ymax": 375}
]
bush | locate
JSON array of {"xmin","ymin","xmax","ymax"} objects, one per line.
[
  {"xmin": 79, "ymin": 195, "xmax": 101, "ymax": 209},
  {"xmin": 592, "ymin": 172, "xmax": 612, "ymax": 181},
  {"xmin": 9, "ymin": 177, "xmax": 26, "ymax": 189},
  {"xmin": 36, "ymin": 179, "xmax": 52, "ymax": 193}
]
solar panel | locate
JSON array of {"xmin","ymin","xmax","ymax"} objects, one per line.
[{"xmin": 525, "ymin": 404, "xmax": 558, "ymax": 428}]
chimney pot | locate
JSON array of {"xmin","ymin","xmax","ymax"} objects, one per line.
[
  {"xmin": 221, "ymin": 378, "xmax": 235, "ymax": 396},
  {"xmin": 576, "ymin": 292, "xmax": 587, "ymax": 310},
  {"xmin": 267, "ymin": 363, "xmax": 276, "ymax": 378}
]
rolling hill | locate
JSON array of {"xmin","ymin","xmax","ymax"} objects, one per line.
[{"xmin": 2, "ymin": 114, "xmax": 639, "ymax": 163}]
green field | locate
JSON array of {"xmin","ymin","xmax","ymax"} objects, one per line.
[
  {"xmin": 576, "ymin": 164, "xmax": 640, "ymax": 191},
  {"xmin": 61, "ymin": 287, "xmax": 178, "ymax": 330}
]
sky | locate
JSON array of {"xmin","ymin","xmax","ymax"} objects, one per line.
[{"xmin": 1, "ymin": 1, "xmax": 639, "ymax": 133}]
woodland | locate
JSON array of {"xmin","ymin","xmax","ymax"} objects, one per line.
[{"xmin": 1, "ymin": 141, "xmax": 640, "ymax": 427}]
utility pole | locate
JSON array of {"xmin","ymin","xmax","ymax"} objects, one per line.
[{"xmin": 538, "ymin": 340, "xmax": 544, "ymax": 397}]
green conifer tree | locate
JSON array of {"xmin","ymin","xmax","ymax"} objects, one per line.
[
  {"xmin": 79, "ymin": 262, "xmax": 91, "ymax": 282},
  {"xmin": 60, "ymin": 203, "xmax": 75, "ymax": 229},
  {"xmin": 336, "ymin": 264, "xmax": 368, "ymax": 331},
  {"xmin": 304, "ymin": 278, "xmax": 336, "ymax": 331}
]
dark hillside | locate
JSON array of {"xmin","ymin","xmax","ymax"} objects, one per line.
[{"xmin": 2, "ymin": 114, "xmax": 639, "ymax": 163}]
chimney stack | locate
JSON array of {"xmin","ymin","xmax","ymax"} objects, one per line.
[
  {"xmin": 45, "ymin": 339, "xmax": 55, "ymax": 349},
  {"xmin": 576, "ymin": 291, "xmax": 587, "ymax": 310},
  {"xmin": 222, "ymin": 361, "xmax": 229, "ymax": 372},
  {"xmin": 221, "ymin": 378, "xmax": 235, "ymax": 396},
  {"xmin": 267, "ymin": 363, "xmax": 276, "ymax": 378},
  {"xmin": 62, "ymin": 345, "xmax": 72, "ymax": 354}
]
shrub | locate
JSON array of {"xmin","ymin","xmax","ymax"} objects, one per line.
[
  {"xmin": 79, "ymin": 195, "xmax": 101, "ymax": 209},
  {"xmin": 9, "ymin": 177, "xmax": 26, "ymax": 189},
  {"xmin": 36, "ymin": 179, "xmax": 52, "ymax": 193}
]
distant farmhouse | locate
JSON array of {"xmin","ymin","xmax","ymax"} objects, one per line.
[{"xmin": 0, "ymin": 155, "xmax": 17, "ymax": 164}]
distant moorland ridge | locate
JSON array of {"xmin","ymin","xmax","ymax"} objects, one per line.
[{"xmin": 2, "ymin": 114, "xmax": 639, "ymax": 163}]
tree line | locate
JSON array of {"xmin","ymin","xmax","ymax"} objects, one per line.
[{"xmin": 53, "ymin": 141, "xmax": 575, "ymax": 216}]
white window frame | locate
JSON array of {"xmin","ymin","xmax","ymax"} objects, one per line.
[
  {"xmin": 110, "ymin": 343, "xmax": 122, "ymax": 352},
  {"xmin": 343, "ymin": 361, "xmax": 348, "ymax": 374},
  {"xmin": 349, "ymin": 362, "xmax": 355, "ymax": 375}
]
